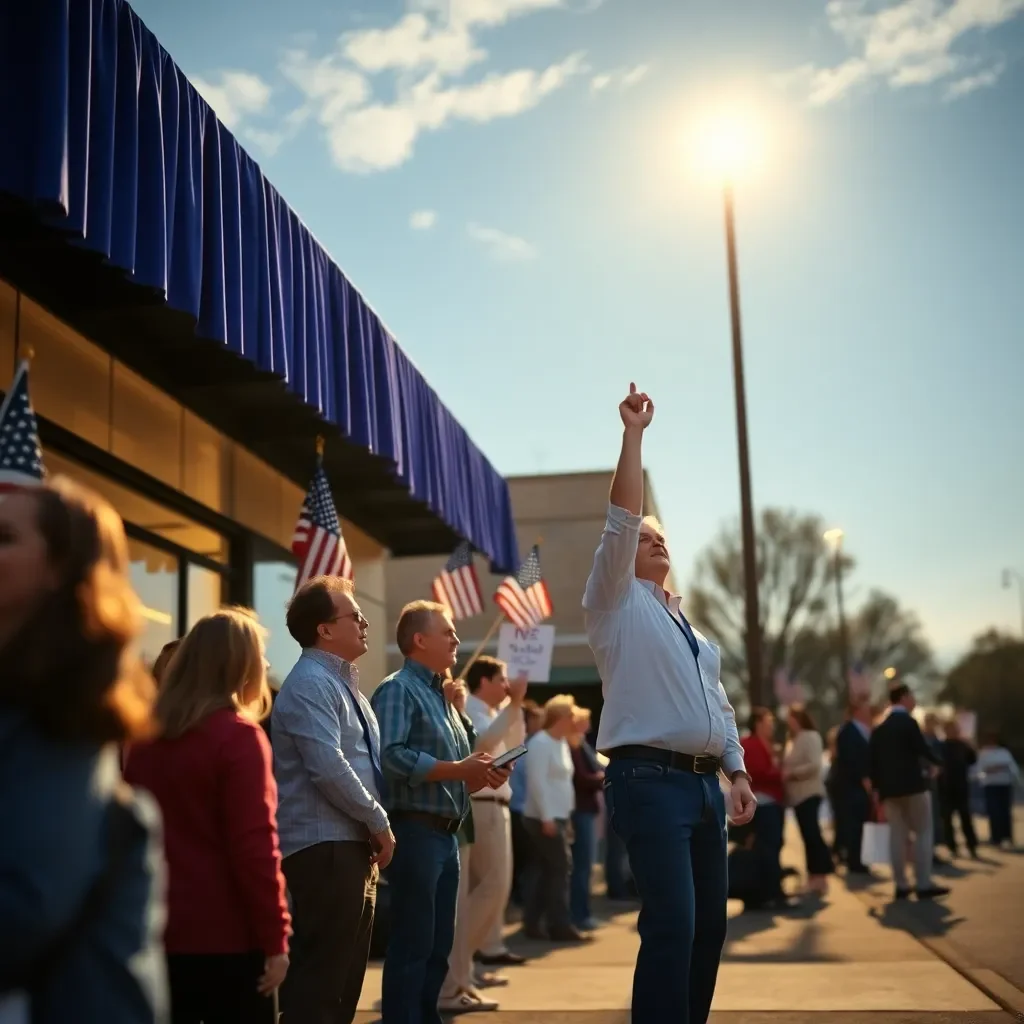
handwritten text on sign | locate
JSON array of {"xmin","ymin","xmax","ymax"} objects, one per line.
[{"xmin": 496, "ymin": 624, "xmax": 555, "ymax": 683}]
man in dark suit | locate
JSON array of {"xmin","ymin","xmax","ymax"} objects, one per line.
[
  {"xmin": 869, "ymin": 683, "xmax": 950, "ymax": 899},
  {"xmin": 833, "ymin": 698, "xmax": 875, "ymax": 874}
]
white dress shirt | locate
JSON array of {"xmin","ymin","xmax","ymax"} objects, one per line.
[
  {"xmin": 524, "ymin": 730, "xmax": 575, "ymax": 822},
  {"xmin": 466, "ymin": 693, "xmax": 526, "ymax": 804},
  {"xmin": 583, "ymin": 503, "xmax": 745, "ymax": 778}
]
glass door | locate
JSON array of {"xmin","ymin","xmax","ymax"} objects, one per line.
[{"xmin": 127, "ymin": 538, "xmax": 179, "ymax": 668}]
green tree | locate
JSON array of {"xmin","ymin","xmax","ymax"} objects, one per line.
[
  {"xmin": 940, "ymin": 631, "xmax": 1024, "ymax": 758},
  {"xmin": 687, "ymin": 508, "xmax": 935, "ymax": 720}
]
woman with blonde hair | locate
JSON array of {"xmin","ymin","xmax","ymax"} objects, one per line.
[
  {"xmin": 0, "ymin": 477, "xmax": 165, "ymax": 1022},
  {"xmin": 782, "ymin": 705, "xmax": 833, "ymax": 894},
  {"xmin": 124, "ymin": 608, "xmax": 291, "ymax": 1023},
  {"xmin": 522, "ymin": 694, "xmax": 588, "ymax": 942}
]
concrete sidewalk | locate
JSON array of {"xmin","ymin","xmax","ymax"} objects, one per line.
[{"xmin": 355, "ymin": 878, "xmax": 1003, "ymax": 1019}]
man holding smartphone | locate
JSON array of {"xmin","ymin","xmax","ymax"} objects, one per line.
[
  {"xmin": 438, "ymin": 658, "xmax": 529, "ymax": 1011},
  {"xmin": 584, "ymin": 384, "xmax": 756, "ymax": 1024}
]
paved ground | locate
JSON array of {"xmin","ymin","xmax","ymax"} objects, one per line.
[
  {"xmin": 354, "ymin": 810, "xmax": 1023, "ymax": 1022},
  {"xmin": 849, "ymin": 808, "xmax": 1024, "ymax": 1005}
]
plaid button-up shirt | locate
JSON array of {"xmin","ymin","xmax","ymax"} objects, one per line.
[{"xmin": 371, "ymin": 658, "xmax": 474, "ymax": 822}]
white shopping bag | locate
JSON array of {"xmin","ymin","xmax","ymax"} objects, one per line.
[{"xmin": 860, "ymin": 821, "xmax": 891, "ymax": 866}]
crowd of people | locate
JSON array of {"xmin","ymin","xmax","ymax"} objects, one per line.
[
  {"xmin": 727, "ymin": 686, "xmax": 1020, "ymax": 912},
  {"xmin": 3, "ymin": 386, "xmax": 1020, "ymax": 1024},
  {"xmin": 0, "ymin": 472, "xmax": 640, "ymax": 1023}
]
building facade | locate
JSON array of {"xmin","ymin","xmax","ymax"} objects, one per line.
[
  {"xmin": 0, "ymin": 0, "xmax": 517, "ymax": 693},
  {"xmin": 385, "ymin": 469, "xmax": 672, "ymax": 725}
]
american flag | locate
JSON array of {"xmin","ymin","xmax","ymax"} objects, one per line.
[
  {"xmin": 772, "ymin": 667, "xmax": 806, "ymax": 707},
  {"xmin": 0, "ymin": 361, "xmax": 44, "ymax": 496},
  {"xmin": 291, "ymin": 459, "xmax": 352, "ymax": 590},
  {"xmin": 494, "ymin": 545, "xmax": 553, "ymax": 629},
  {"xmin": 847, "ymin": 660, "xmax": 873, "ymax": 699},
  {"xmin": 432, "ymin": 540, "xmax": 485, "ymax": 620}
]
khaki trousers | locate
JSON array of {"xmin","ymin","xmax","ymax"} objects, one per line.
[
  {"xmin": 884, "ymin": 791, "xmax": 934, "ymax": 890},
  {"xmin": 440, "ymin": 800, "xmax": 512, "ymax": 996}
]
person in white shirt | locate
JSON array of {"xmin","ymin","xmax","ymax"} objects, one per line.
[
  {"xmin": 974, "ymin": 732, "xmax": 1020, "ymax": 848},
  {"xmin": 583, "ymin": 383, "xmax": 756, "ymax": 1024},
  {"xmin": 522, "ymin": 694, "xmax": 587, "ymax": 942},
  {"xmin": 438, "ymin": 658, "xmax": 529, "ymax": 1011}
]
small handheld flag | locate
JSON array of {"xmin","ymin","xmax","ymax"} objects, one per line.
[
  {"xmin": 494, "ymin": 545, "xmax": 553, "ymax": 629},
  {"xmin": 291, "ymin": 445, "xmax": 352, "ymax": 590},
  {"xmin": 0, "ymin": 360, "xmax": 44, "ymax": 495},
  {"xmin": 432, "ymin": 540, "xmax": 485, "ymax": 620}
]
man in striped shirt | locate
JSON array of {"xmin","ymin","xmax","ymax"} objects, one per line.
[{"xmin": 371, "ymin": 600, "xmax": 510, "ymax": 1024}]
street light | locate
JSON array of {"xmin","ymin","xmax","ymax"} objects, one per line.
[
  {"xmin": 694, "ymin": 106, "xmax": 766, "ymax": 707},
  {"xmin": 824, "ymin": 528, "xmax": 850, "ymax": 697},
  {"xmin": 1002, "ymin": 568, "xmax": 1024, "ymax": 638}
]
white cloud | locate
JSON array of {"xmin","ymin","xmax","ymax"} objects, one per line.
[
  {"xmin": 467, "ymin": 222, "xmax": 537, "ymax": 260},
  {"xmin": 945, "ymin": 59, "xmax": 1006, "ymax": 97},
  {"xmin": 590, "ymin": 62, "xmax": 649, "ymax": 93},
  {"xmin": 295, "ymin": 49, "xmax": 587, "ymax": 173},
  {"xmin": 775, "ymin": 0, "xmax": 1023, "ymax": 105},
  {"xmin": 192, "ymin": 70, "xmax": 272, "ymax": 129},
  {"xmin": 410, "ymin": 209, "xmax": 438, "ymax": 229}
]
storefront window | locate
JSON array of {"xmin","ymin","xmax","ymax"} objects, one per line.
[
  {"xmin": 128, "ymin": 538, "xmax": 179, "ymax": 667},
  {"xmin": 254, "ymin": 555, "xmax": 300, "ymax": 689},
  {"xmin": 187, "ymin": 564, "xmax": 223, "ymax": 630}
]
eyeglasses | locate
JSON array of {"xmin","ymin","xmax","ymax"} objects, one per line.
[{"xmin": 326, "ymin": 611, "xmax": 369, "ymax": 627}]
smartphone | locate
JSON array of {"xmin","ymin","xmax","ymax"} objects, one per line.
[{"xmin": 491, "ymin": 744, "xmax": 528, "ymax": 769}]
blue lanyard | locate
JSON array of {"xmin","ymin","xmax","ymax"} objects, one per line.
[{"xmin": 654, "ymin": 594, "xmax": 701, "ymax": 663}]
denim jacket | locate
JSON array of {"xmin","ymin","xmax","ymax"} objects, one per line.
[{"xmin": 0, "ymin": 709, "xmax": 168, "ymax": 1023}]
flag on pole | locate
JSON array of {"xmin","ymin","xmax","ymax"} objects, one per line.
[
  {"xmin": 847, "ymin": 660, "xmax": 872, "ymax": 699},
  {"xmin": 494, "ymin": 545, "xmax": 553, "ymax": 629},
  {"xmin": 432, "ymin": 540, "xmax": 485, "ymax": 620},
  {"xmin": 773, "ymin": 667, "xmax": 806, "ymax": 706},
  {"xmin": 291, "ymin": 455, "xmax": 352, "ymax": 590},
  {"xmin": 0, "ymin": 360, "xmax": 44, "ymax": 496}
]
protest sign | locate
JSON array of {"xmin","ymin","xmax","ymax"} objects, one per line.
[{"xmin": 496, "ymin": 624, "xmax": 555, "ymax": 683}]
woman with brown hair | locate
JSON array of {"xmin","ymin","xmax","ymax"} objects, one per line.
[
  {"xmin": 0, "ymin": 477, "xmax": 166, "ymax": 1021},
  {"xmin": 783, "ymin": 705, "xmax": 833, "ymax": 894},
  {"xmin": 124, "ymin": 608, "xmax": 291, "ymax": 1023}
]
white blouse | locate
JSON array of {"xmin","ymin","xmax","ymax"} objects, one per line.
[{"xmin": 524, "ymin": 730, "xmax": 575, "ymax": 822}]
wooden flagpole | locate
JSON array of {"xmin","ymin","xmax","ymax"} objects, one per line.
[{"xmin": 456, "ymin": 534, "xmax": 543, "ymax": 682}]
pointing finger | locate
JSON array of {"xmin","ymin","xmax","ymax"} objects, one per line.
[{"xmin": 629, "ymin": 382, "xmax": 637, "ymax": 395}]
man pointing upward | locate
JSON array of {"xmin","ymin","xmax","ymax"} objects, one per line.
[{"xmin": 584, "ymin": 383, "xmax": 756, "ymax": 1024}]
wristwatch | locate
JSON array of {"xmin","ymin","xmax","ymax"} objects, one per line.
[{"xmin": 728, "ymin": 770, "xmax": 752, "ymax": 785}]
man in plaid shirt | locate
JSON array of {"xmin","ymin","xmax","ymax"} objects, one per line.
[{"xmin": 371, "ymin": 600, "xmax": 510, "ymax": 1023}]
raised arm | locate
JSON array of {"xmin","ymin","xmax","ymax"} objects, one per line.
[{"xmin": 583, "ymin": 383, "xmax": 655, "ymax": 612}]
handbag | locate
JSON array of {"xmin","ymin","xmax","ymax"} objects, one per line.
[{"xmin": 860, "ymin": 795, "xmax": 890, "ymax": 866}]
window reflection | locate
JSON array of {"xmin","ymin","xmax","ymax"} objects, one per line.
[
  {"xmin": 128, "ymin": 538, "xmax": 179, "ymax": 668},
  {"xmin": 255, "ymin": 558, "xmax": 300, "ymax": 690},
  {"xmin": 187, "ymin": 564, "xmax": 223, "ymax": 630}
]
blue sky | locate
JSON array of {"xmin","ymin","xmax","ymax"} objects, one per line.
[{"xmin": 128, "ymin": 0, "xmax": 1024, "ymax": 666}]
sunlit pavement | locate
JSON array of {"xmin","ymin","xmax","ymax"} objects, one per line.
[{"xmin": 354, "ymin": 810, "xmax": 1023, "ymax": 1022}]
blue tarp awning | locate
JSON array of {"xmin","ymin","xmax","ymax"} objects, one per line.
[{"xmin": 0, "ymin": 0, "xmax": 518, "ymax": 573}]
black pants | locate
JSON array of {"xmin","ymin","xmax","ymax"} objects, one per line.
[
  {"xmin": 509, "ymin": 809, "xmax": 532, "ymax": 905},
  {"xmin": 941, "ymin": 792, "xmax": 978, "ymax": 854},
  {"xmin": 522, "ymin": 817, "xmax": 572, "ymax": 934},
  {"xmin": 167, "ymin": 951, "xmax": 273, "ymax": 1024},
  {"xmin": 279, "ymin": 840, "xmax": 377, "ymax": 1024},
  {"xmin": 752, "ymin": 802, "xmax": 785, "ymax": 898},
  {"xmin": 985, "ymin": 785, "xmax": 1014, "ymax": 845},
  {"xmin": 841, "ymin": 787, "xmax": 871, "ymax": 870},
  {"xmin": 793, "ymin": 796, "xmax": 834, "ymax": 876}
]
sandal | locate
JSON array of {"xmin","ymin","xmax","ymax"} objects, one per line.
[{"xmin": 437, "ymin": 988, "xmax": 499, "ymax": 1012}]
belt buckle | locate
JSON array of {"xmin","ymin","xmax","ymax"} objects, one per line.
[{"xmin": 693, "ymin": 754, "xmax": 718, "ymax": 775}]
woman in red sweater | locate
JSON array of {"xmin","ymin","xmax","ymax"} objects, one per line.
[
  {"xmin": 125, "ymin": 608, "xmax": 291, "ymax": 1023},
  {"xmin": 739, "ymin": 707, "xmax": 786, "ymax": 906}
]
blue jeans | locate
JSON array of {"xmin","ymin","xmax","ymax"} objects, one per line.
[
  {"xmin": 604, "ymin": 761, "xmax": 728, "ymax": 1024},
  {"xmin": 570, "ymin": 810, "xmax": 598, "ymax": 925},
  {"xmin": 381, "ymin": 817, "xmax": 460, "ymax": 1024}
]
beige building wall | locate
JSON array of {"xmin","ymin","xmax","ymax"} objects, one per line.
[{"xmin": 383, "ymin": 469, "xmax": 670, "ymax": 685}]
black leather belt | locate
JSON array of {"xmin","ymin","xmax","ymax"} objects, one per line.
[
  {"xmin": 607, "ymin": 744, "xmax": 722, "ymax": 775},
  {"xmin": 391, "ymin": 810, "xmax": 462, "ymax": 834}
]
